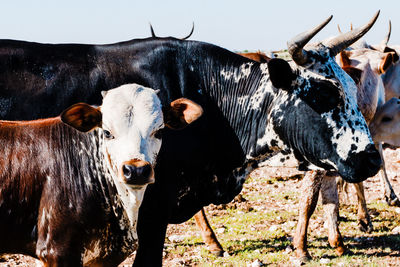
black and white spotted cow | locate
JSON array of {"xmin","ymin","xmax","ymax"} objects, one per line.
[
  {"xmin": 0, "ymin": 83, "xmax": 203, "ymax": 266},
  {"xmin": 0, "ymin": 12, "xmax": 382, "ymax": 266},
  {"xmin": 292, "ymin": 44, "xmax": 398, "ymax": 260}
]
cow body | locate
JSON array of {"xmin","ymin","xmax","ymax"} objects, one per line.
[
  {"xmin": 0, "ymin": 119, "xmax": 137, "ymax": 265},
  {"xmin": 0, "ymin": 14, "xmax": 382, "ymax": 266}
]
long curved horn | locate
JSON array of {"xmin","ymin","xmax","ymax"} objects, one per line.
[
  {"xmin": 182, "ymin": 22, "xmax": 195, "ymax": 40},
  {"xmin": 149, "ymin": 23, "xmax": 157, "ymax": 38},
  {"xmin": 380, "ymin": 20, "xmax": 392, "ymax": 47},
  {"xmin": 324, "ymin": 11, "xmax": 380, "ymax": 56},
  {"xmin": 287, "ymin": 15, "xmax": 333, "ymax": 65},
  {"xmin": 337, "ymin": 24, "xmax": 342, "ymax": 33}
]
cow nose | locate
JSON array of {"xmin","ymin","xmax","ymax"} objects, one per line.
[
  {"xmin": 352, "ymin": 144, "xmax": 382, "ymax": 182},
  {"xmin": 122, "ymin": 163, "xmax": 154, "ymax": 186}
]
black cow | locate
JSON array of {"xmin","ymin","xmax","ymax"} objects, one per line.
[{"xmin": 0, "ymin": 13, "xmax": 381, "ymax": 266}]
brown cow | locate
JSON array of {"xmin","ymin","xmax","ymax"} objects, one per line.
[{"xmin": 0, "ymin": 83, "xmax": 202, "ymax": 266}]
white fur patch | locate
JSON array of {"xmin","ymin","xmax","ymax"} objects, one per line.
[{"xmin": 220, "ymin": 62, "xmax": 254, "ymax": 84}]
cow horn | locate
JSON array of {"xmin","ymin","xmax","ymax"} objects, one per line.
[
  {"xmin": 287, "ymin": 15, "xmax": 333, "ymax": 65},
  {"xmin": 324, "ymin": 11, "xmax": 380, "ymax": 56},
  {"xmin": 181, "ymin": 22, "xmax": 195, "ymax": 40},
  {"xmin": 150, "ymin": 23, "xmax": 157, "ymax": 38},
  {"xmin": 380, "ymin": 20, "xmax": 392, "ymax": 48}
]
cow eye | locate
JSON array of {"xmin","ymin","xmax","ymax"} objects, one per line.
[
  {"xmin": 153, "ymin": 129, "xmax": 163, "ymax": 139},
  {"xmin": 103, "ymin": 129, "xmax": 114, "ymax": 139},
  {"xmin": 302, "ymin": 80, "xmax": 343, "ymax": 114},
  {"xmin": 382, "ymin": 117, "xmax": 392, "ymax": 123}
]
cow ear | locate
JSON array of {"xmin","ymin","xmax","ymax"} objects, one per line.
[
  {"xmin": 61, "ymin": 103, "xmax": 102, "ymax": 132},
  {"xmin": 338, "ymin": 51, "xmax": 352, "ymax": 67},
  {"xmin": 384, "ymin": 46, "xmax": 399, "ymax": 62},
  {"xmin": 163, "ymin": 98, "xmax": 203, "ymax": 129},
  {"xmin": 342, "ymin": 66, "xmax": 362, "ymax": 85},
  {"xmin": 267, "ymin": 58, "xmax": 296, "ymax": 90},
  {"xmin": 379, "ymin": 52, "xmax": 394, "ymax": 74}
]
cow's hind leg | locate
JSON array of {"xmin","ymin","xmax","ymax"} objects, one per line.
[
  {"xmin": 293, "ymin": 170, "xmax": 324, "ymax": 261},
  {"xmin": 194, "ymin": 208, "xmax": 225, "ymax": 256},
  {"xmin": 378, "ymin": 143, "xmax": 400, "ymax": 206},
  {"xmin": 353, "ymin": 182, "xmax": 373, "ymax": 233},
  {"xmin": 320, "ymin": 174, "xmax": 346, "ymax": 256}
]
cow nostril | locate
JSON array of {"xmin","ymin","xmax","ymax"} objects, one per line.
[
  {"xmin": 140, "ymin": 164, "xmax": 152, "ymax": 180},
  {"xmin": 122, "ymin": 165, "xmax": 134, "ymax": 180},
  {"xmin": 366, "ymin": 148, "xmax": 382, "ymax": 168}
]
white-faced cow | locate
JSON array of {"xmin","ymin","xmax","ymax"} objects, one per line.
[
  {"xmin": 0, "ymin": 12, "xmax": 382, "ymax": 266},
  {"xmin": 0, "ymin": 83, "xmax": 202, "ymax": 266}
]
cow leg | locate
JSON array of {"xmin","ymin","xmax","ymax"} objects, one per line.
[
  {"xmin": 320, "ymin": 174, "xmax": 346, "ymax": 256},
  {"xmin": 42, "ymin": 253, "xmax": 82, "ymax": 267},
  {"xmin": 378, "ymin": 143, "xmax": 400, "ymax": 206},
  {"xmin": 194, "ymin": 208, "xmax": 225, "ymax": 256},
  {"xmin": 353, "ymin": 182, "xmax": 373, "ymax": 233},
  {"xmin": 36, "ymin": 225, "xmax": 83, "ymax": 267},
  {"xmin": 133, "ymin": 184, "xmax": 171, "ymax": 267},
  {"xmin": 293, "ymin": 170, "xmax": 325, "ymax": 260}
]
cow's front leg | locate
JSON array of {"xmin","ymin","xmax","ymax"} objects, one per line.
[
  {"xmin": 133, "ymin": 184, "xmax": 170, "ymax": 267},
  {"xmin": 194, "ymin": 207, "xmax": 225, "ymax": 256},
  {"xmin": 353, "ymin": 182, "xmax": 373, "ymax": 233},
  {"xmin": 293, "ymin": 170, "xmax": 325, "ymax": 261},
  {"xmin": 36, "ymin": 224, "xmax": 83, "ymax": 267},
  {"xmin": 320, "ymin": 174, "xmax": 346, "ymax": 256}
]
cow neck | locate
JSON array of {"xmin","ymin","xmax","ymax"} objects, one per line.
[
  {"xmin": 194, "ymin": 51, "xmax": 275, "ymax": 161},
  {"xmin": 54, "ymin": 126, "xmax": 139, "ymax": 248},
  {"xmin": 61, "ymin": 127, "xmax": 138, "ymax": 231}
]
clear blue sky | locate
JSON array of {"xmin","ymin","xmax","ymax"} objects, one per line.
[{"xmin": 0, "ymin": 1, "xmax": 397, "ymax": 52}]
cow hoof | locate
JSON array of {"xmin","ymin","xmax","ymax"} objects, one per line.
[
  {"xmin": 335, "ymin": 245, "xmax": 347, "ymax": 256},
  {"xmin": 385, "ymin": 195, "xmax": 400, "ymax": 207},
  {"xmin": 294, "ymin": 250, "xmax": 311, "ymax": 262},
  {"xmin": 358, "ymin": 219, "xmax": 373, "ymax": 233},
  {"xmin": 210, "ymin": 250, "xmax": 225, "ymax": 257},
  {"xmin": 340, "ymin": 248, "xmax": 354, "ymax": 256},
  {"xmin": 295, "ymin": 255, "xmax": 310, "ymax": 265}
]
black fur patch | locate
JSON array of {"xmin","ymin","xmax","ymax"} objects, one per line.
[
  {"xmin": 267, "ymin": 58, "xmax": 296, "ymax": 90},
  {"xmin": 297, "ymin": 79, "xmax": 343, "ymax": 114}
]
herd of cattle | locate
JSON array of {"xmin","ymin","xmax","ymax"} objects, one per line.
[{"xmin": 0, "ymin": 10, "xmax": 399, "ymax": 266}]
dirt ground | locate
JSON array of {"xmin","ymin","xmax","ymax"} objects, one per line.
[{"xmin": 1, "ymin": 147, "xmax": 400, "ymax": 266}]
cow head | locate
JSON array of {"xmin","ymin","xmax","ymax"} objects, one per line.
[
  {"xmin": 61, "ymin": 83, "xmax": 203, "ymax": 188},
  {"xmin": 337, "ymin": 48, "xmax": 394, "ymax": 123},
  {"xmin": 259, "ymin": 12, "xmax": 382, "ymax": 183},
  {"xmin": 370, "ymin": 20, "xmax": 400, "ymax": 101},
  {"xmin": 369, "ymin": 97, "xmax": 400, "ymax": 146}
]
